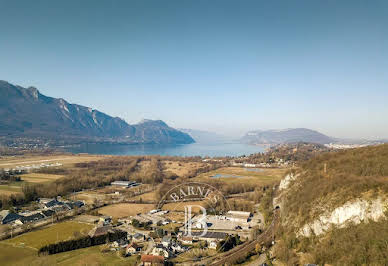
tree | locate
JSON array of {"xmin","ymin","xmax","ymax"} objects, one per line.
[
  {"xmin": 255, "ymin": 243, "xmax": 262, "ymax": 254},
  {"xmin": 22, "ymin": 184, "xmax": 38, "ymax": 202},
  {"xmin": 132, "ymin": 219, "xmax": 140, "ymax": 228}
]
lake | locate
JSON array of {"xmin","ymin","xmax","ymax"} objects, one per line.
[
  {"xmin": 211, "ymin": 174, "xmax": 243, "ymax": 178},
  {"xmin": 65, "ymin": 142, "xmax": 265, "ymax": 157}
]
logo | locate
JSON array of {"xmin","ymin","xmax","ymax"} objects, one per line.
[
  {"xmin": 156, "ymin": 182, "xmax": 233, "ymax": 261},
  {"xmin": 184, "ymin": 204, "xmax": 207, "ymax": 237}
]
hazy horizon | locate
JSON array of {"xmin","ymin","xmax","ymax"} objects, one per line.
[{"xmin": 1, "ymin": 0, "xmax": 387, "ymax": 139}]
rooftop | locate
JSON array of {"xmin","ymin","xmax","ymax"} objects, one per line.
[{"xmin": 141, "ymin": 254, "xmax": 164, "ymax": 263}]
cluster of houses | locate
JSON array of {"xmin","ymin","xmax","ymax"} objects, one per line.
[
  {"xmin": 231, "ymin": 160, "xmax": 289, "ymax": 168},
  {"xmin": 87, "ymin": 217, "xmax": 187, "ymax": 263},
  {"xmin": 0, "ymin": 197, "xmax": 84, "ymax": 225},
  {"xmin": 150, "ymin": 235, "xmax": 187, "ymax": 258},
  {"xmin": 180, "ymin": 231, "xmax": 228, "ymax": 249},
  {"xmin": 85, "ymin": 207, "xmax": 233, "ymax": 265},
  {"xmin": 3, "ymin": 162, "xmax": 63, "ymax": 173}
]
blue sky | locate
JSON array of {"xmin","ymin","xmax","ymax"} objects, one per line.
[{"xmin": 1, "ymin": 0, "xmax": 387, "ymax": 139}]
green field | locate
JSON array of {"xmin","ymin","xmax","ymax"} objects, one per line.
[
  {"xmin": 193, "ymin": 167, "xmax": 286, "ymax": 185},
  {"xmin": 0, "ymin": 243, "xmax": 139, "ymax": 266},
  {"xmin": 5, "ymin": 221, "xmax": 93, "ymax": 249},
  {"xmin": 0, "ymin": 220, "xmax": 140, "ymax": 266}
]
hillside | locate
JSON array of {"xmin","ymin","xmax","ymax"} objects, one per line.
[
  {"xmin": 274, "ymin": 144, "xmax": 388, "ymax": 265},
  {"xmin": 241, "ymin": 128, "xmax": 333, "ymax": 145},
  {"xmin": 0, "ymin": 81, "xmax": 194, "ymax": 145}
]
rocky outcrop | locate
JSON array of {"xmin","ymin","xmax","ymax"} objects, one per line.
[
  {"xmin": 299, "ymin": 197, "xmax": 387, "ymax": 237},
  {"xmin": 279, "ymin": 173, "xmax": 298, "ymax": 191}
]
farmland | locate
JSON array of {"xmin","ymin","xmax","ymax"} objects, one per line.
[
  {"xmin": 0, "ymin": 182, "xmax": 23, "ymax": 195},
  {"xmin": 0, "ymin": 243, "xmax": 138, "ymax": 266},
  {"xmin": 98, "ymin": 203, "xmax": 155, "ymax": 218},
  {"xmin": 192, "ymin": 167, "xmax": 286, "ymax": 186},
  {"xmin": 21, "ymin": 173, "xmax": 64, "ymax": 183},
  {"xmin": 5, "ymin": 221, "xmax": 93, "ymax": 249},
  {"xmin": 0, "ymin": 153, "xmax": 290, "ymax": 266},
  {"xmin": 162, "ymin": 201, "xmax": 207, "ymax": 212},
  {"xmin": 0, "ymin": 154, "xmax": 107, "ymax": 196},
  {"xmin": 131, "ymin": 190, "xmax": 158, "ymax": 202}
]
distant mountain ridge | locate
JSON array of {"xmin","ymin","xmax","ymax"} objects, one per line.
[
  {"xmin": 241, "ymin": 128, "xmax": 333, "ymax": 145},
  {"xmin": 0, "ymin": 80, "xmax": 194, "ymax": 145},
  {"xmin": 179, "ymin": 128, "xmax": 231, "ymax": 143}
]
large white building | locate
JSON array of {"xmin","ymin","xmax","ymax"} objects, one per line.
[
  {"xmin": 225, "ymin": 211, "xmax": 252, "ymax": 223},
  {"xmin": 111, "ymin": 180, "xmax": 136, "ymax": 187}
]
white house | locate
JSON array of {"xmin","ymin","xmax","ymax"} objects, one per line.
[
  {"xmin": 151, "ymin": 245, "xmax": 170, "ymax": 258},
  {"xmin": 209, "ymin": 240, "xmax": 218, "ymax": 249}
]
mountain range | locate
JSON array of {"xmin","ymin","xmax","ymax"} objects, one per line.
[
  {"xmin": 241, "ymin": 128, "xmax": 334, "ymax": 145},
  {"xmin": 0, "ymin": 80, "xmax": 194, "ymax": 145}
]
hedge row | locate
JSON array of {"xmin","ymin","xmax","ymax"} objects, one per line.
[{"xmin": 38, "ymin": 230, "xmax": 127, "ymax": 255}]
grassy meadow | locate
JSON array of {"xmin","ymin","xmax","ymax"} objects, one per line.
[
  {"xmin": 0, "ymin": 243, "xmax": 139, "ymax": 266},
  {"xmin": 192, "ymin": 167, "xmax": 286, "ymax": 186},
  {"xmin": 0, "ymin": 221, "xmax": 128, "ymax": 266},
  {"xmin": 5, "ymin": 221, "xmax": 93, "ymax": 249}
]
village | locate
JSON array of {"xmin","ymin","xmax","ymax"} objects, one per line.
[
  {"xmin": 0, "ymin": 154, "xmax": 287, "ymax": 265},
  {"xmin": 0, "ymin": 177, "xmax": 268, "ymax": 265}
]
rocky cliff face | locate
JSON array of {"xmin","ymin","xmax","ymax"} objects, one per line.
[
  {"xmin": 276, "ymin": 167, "xmax": 387, "ymax": 238},
  {"xmin": 273, "ymin": 143, "xmax": 388, "ymax": 265},
  {"xmin": 299, "ymin": 197, "xmax": 387, "ymax": 237}
]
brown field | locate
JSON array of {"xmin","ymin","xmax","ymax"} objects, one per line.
[
  {"xmin": 95, "ymin": 183, "xmax": 152, "ymax": 195},
  {"xmin": 164, "ymin": 211, "xmax": 186, "ymax": 222},
  {"xmin": 21, "ymin": 173, "xmax": 64, "ymax": 183},
  {"xmin": 98, "ymin": 203, "xmax": 155, "ymax": 218},
  {"xmin": 0, "ymin": 188, "xmax": 22, "ymax": 196},
  {"xmin": 0, "ymin": 183, "xmax": 23, "ymax": 196},
  {"xmin": 131, "ymin": 190, "xmax": 158, "ymax": 202},
  {"xmin": 73, "ymin": 191, "xmax": 107, "ymax": 204},
  {"xmin": 162, "ymin": 201, "xmax": 206, "ymax": 212},
  {"xmin": 73, "ymin": 215, "xmax": 100, "ymax": 224},
  {"xmin": 163, "ymin": 161, "xmax": 207, "ymax": 177}
]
